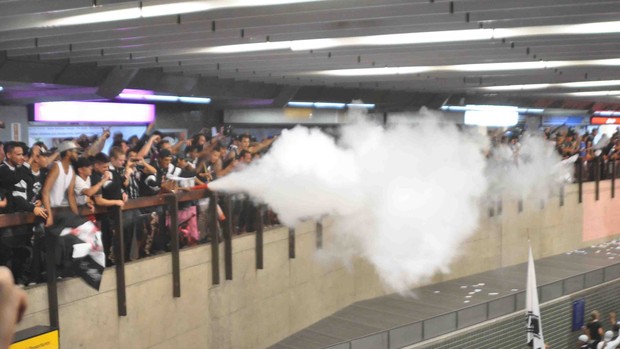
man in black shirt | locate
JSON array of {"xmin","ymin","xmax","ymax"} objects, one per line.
[
  {"xmin": 139, "ymin": 149, "xmax": 175, "ymax": 255},
  {"xmin": 90, "ymin": 152, "xmax": 123, "ymax": 265},
  {"xmin": 0, "ymin": 142, "xmax": 48, "ymax": 284}
]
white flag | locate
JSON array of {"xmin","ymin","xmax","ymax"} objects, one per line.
[{"xmin": 526, "ymin": 244, "xmax": 545, "ymax": 349}]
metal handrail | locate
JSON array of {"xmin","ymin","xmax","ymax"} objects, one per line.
[
  {"xmin": 322, "ymin": 261, "xmax": 620, "ymax": 349},
  {"xmin": 0, "ymin": 188, "xmax": 215, "ymax": 329}
]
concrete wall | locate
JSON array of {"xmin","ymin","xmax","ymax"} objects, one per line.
[
  {"xmin": 430, "ymin": 182, "xmax": 616, "ymax": 284},
  {"xmin": 0, "ymin": 105, "xmax": 29, "ymax": 143},
  {"xmin": 15, "ymin": 181, "xmax": 620, "ymax": 349},
  {"xmin": 16, "ymin": 220, "xmax": 386, "ymax": 349}
]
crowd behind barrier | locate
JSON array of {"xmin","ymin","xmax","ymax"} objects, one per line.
[
  {"xmin": 0, "ymin": 122, "xmax": 620, "ymax": 347},
  {"xmin": 0, "ymin": 124, "xmax": 619, "ymax": 289},
  {"xmin": 0, "ymin": 124, "xmax": 619, "ymax": 288},
  {"xmin": 491, "ymin": 126, "xmax": 620, "ymax": 183},
  {"xmin": 0, "ymin": 123, "xmax": 279, "ymax": 289}
]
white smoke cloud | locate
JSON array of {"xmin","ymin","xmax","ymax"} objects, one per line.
[
  {"xmin": 486, "ymin": 133, "xmax": 573, "ymax": 202},
  {"xmin": 209, "ymin": 109, "xmax": 489, "ymax": 293}
]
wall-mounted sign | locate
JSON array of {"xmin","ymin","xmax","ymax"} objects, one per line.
[
  {"xmin": 572, "ymin": 299, "xmax": 585, "ymax": 332},
  {"xmin": 591, "ymin": 116, "xmax": 620, "ymax": 125},
  {"xmin": 32, "ymin": 101, "xmax": 155, "ymax": 124},
  {"xmin": 10, "ymin": 326, "xmax": 58, "ymax": 349}
]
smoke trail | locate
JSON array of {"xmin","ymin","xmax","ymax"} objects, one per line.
[
  {"xmin": 486, "ymin": 133, "xmax": 573, "ymax": 202},
  {"xmin": 209, "ymin": 109, "xmax": 489, "ymax": 293}
]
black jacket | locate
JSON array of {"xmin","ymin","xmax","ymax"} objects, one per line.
[{"xmin": 0, "ymin": 161, "xmax": 37, "ymax": 213}]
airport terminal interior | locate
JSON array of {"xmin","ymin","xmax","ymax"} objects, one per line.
[{"xmin": 1, "ymin": 1, "xmax": 620, "ymax": 348}]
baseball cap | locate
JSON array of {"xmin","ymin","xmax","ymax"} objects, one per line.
[
  {"xmin": 57, "ymin": 140, "xmax": 80, "ymax": 153},
  {"xmin": 578, "ymin": 334, "xmax": 588, "ymax": 342}
]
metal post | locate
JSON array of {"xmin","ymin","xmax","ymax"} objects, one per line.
[
  {"xmin": 113, "ymin": 206, "xmax": 127, "ymax": 316},
  {"xmin": 595, "ymin": 157, "xmax": 600, "ymax": 201},
  {"xmin": 208, "ymin": 192, "xmax": 220, "ymax": 284},
  {"xmin": 167, "ymin": 194, "xmax": 181, "ymax": 297},
  {"xmin": 577, "ymin": 158, "xmax": 583, "ymax": 203},
  {"xmin": 256, "ymin": 204, "xmax": 264, "ymax": 270},
  {"xmin": 45, "ymin": 235, "xmax": 59, "ymax": 328},
  {"xmin": 223, "ymin": 195, "xmax": 233, "ymax": 280},
  {"xmin": 288, "ymin": 227, "xmax": 296, "ymax": 259},
  {"xmin": 559, "ymin": 184, "xmax": 565, "ymax": 207},
  {"xmin": 316, "ymin": 220, "xmax": 323, "ymax": 249},
  {"xmin": 612, "ymin": 160, "xmax": 616, "ymax": 199}
]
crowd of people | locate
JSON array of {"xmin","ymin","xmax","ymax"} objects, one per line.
[
  {"xmin": 549, "ymin": 127, "xmax": 620, "ymax": 181},
  {"xmin": 0, "ymin": 124, "xmax": 278, "ymax": 286},
  {"xmin": 579, "ymin": 310, "xmax": 620, "ymax": 349},
  {"xmin": 491, "ymin": 126, "xmax": 620, "ymax": 182}
]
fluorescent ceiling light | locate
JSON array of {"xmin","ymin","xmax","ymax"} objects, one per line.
[
  {"xmin": 316, "ymin": 66, "xmax": 432, "ymax": 77},
  {"xmin": 287, "ymin": 101, "xmax": 314, "ymax": 108},
  {"xmin": 143, "ymin": 95, "xmax": 181, "ymax": 102},
  {"xmin": 314, "ymin": 58, "xmax": 620, "ymax": 76},
  {"xmin": 567, "ymin": 90, "xmax": 620, "ymax": 97},
  {"xmin": 561, "ymin": 80, "xmax": 620, "ymax": 88},
  {"xmin": 287, "ymin": 101, "xmax": 373, "ymax": 109},
  {"xmin": 313, "ymin": 102, "xmax": 346, "ymax": 109},
  {"xmin": 594, "ymin": 111, "xmax": 620, "ymax": 117},
  {"xmin": 441, "ymin": 104, "xmax": 543, "ymax": 114},
  {"xmin": 495, "ymin": 21, "xmax": 620, "ymax": 37},
  {"xmin": 45, "ymin": 0, "xmax": 328, "ymax": 27},
  {"xmin": 117, "ymin": 91, "xmax": 211, "ymax": 104},
  {"xmin": 47, "ymin": 8, "xmax": 141, "ymax": 26},
  {"xmin": 347, "ymin": 103, "xmax": 375, "ymax": 109},
  {"xmin": 178, "ymin": 96, "xmax": 211, "ymax": 104},
  {"xmin": 518, "ymin": 108, "xmax": 545, "ymax": 114},
  {"xmin": 196, "ymin": 20, "xmax": 620, "ymax": 55},
  {"xmin": 482, "ymin": 80, "xmax": 620, "ymax": 91},
  {"xmin": 199, "ymin": 42, "xmax": 291, "ymax": 54},
  {"xmin": 481, "ymin": 84, "xmax": 552, "ymax": 91},
  {"xmin": 289, "ymin": 29, "xmax": 496, "ymax": 51},
  {"xmin": 0, "ymin": 86, "xmax": 3, "ymax": 92}
]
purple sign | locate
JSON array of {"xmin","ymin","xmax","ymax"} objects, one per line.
[{"xmin": 34, "ymin": 101, "xmax": 155, "ymax": 124}]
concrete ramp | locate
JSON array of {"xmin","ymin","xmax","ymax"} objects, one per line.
[{"xmin": 270, "ymin": 241, "xmax": 620, "ymax": 349}]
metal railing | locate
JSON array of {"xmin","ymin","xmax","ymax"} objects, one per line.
[
  {"xmin": 0, "ymin": 188, "xmax": 287, "ymax": 332},
  {"xmin": 323, "ymin": 263, "xmax": 620, "ymax": 349},
  {"xmin": 1, "ymin": 167, "xmax": 618, "ymax": 341}
]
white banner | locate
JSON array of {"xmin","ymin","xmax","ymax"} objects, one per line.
[{"xmin": 526, "ymin": 244, "xmax": 545, "ymax": 349}]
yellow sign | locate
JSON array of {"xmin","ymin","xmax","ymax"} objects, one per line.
[{"xmin": 10, "ymin": 329, "xmax": 58, "ymax": 349}]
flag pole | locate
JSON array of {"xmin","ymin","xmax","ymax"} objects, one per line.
[{"xmin": 526, "ymin": 242, "xmax": 545, "ymax": 349}]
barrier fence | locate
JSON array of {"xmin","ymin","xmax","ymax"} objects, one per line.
[
  {"xmin": 0, "ymin": 164, "xmax": 618, "ymax": 345},
  {"xmin": 0, "ymin": 188, "xmax": 278, "ymax": 331},
  {"xmin": 323, "ymin": 264, "xmax": 620, "ymax": 349}
]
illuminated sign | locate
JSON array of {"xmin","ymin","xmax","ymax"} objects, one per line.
[
  {"xmin": 33, "ymin": 101, "xmax": 155, "ymax": 124},
  {"xmin": 463, "ymin": 105, "xmax": 519, "ymax": 126},
  {"xmin": 591, "ymin": 116, "xmax": 620, "ymax": 125}
]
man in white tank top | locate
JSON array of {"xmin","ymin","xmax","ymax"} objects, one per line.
[{"xmin": 42, "ymin": 141, "xmax": 79, "ymax": 227}]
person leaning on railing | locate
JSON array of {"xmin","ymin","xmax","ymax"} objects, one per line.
[{"xmin": 0, "ymin": 142, "xmax": 49, "ymax": 285}]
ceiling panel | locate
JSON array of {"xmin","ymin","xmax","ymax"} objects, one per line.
[{"xmin": 0, "ymin": 0, "xmax": 619, "ymax": 109}]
